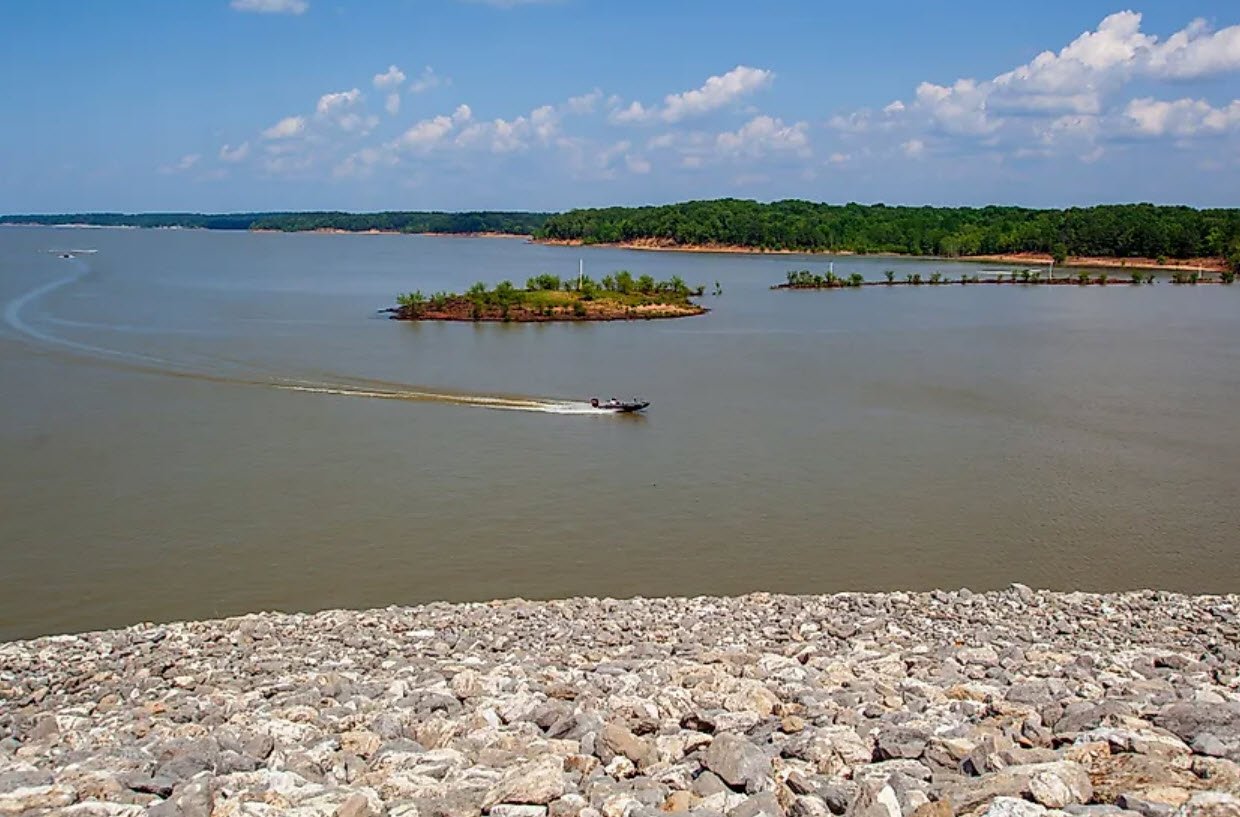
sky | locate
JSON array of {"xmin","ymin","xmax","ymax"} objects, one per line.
[{"xmin": 2, "ymin": 0, "xmax": 1239, "ymax": 213}]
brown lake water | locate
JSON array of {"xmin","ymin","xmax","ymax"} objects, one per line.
[{"xmin": 1, "ymin": 226, "xmax": 1238, "ymax": 640}]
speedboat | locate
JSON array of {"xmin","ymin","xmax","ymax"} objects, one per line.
[{"xmin": 589, "ymin": 397, "xmax": 650, "ymax": 413}]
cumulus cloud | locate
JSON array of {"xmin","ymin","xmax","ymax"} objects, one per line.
[
  {"xmin": 455, "ymin": 103, "xmax": 560, "ymax": 153},
  {"xmin": 625, "ymin": 154, "xmax": 651, "ymax": 174},
  {"xmin": 609, "ymin": 65, "xmax": 774, "ymax": 124},
  {"xmin": 1143, "ymin": 18, "xmax": 1240, "ymax": 79},
  {"xmin": 230, "ymin": 0, "xmax": 307, "ymax": 14},
  {"xmin": 829, "ymin": 10, "xmax": 1240, "ymax": 163},
  {"xmin": 385, "ymin": 94, "xmax": 401, "ymax": 115},
  {"xmin": 609, "ymin": 101, "xmax": 650, "ymax": 125},
  {"xmin": 394, "ymin": 104, "xmax": 473, "ymax": 152},
  {"xmin": 218, "ymin": 142, "xmax": 250, "ymax": 162},
  {"xmin": 316, "ymin": 89, "xmax": 361, "ymax": 117},
  {"xmin": 1125, "ymin": 97, "xmax": 1240, "ymax": 136},
  {"xmin": 409, "ymin": 66, "xmax": 443, "ymax": 94},
  {"xmin": 160, "ymin": 153, "xmax": 201, "ymax": 174},
  {"xmin": 373, "ymin": 65, "xmax": 405, "ymax": 89},
  {"xmin": 716, "ymin": 115, "xmax": 810, "ymax": 157},
  {"xmin": 567, "ymin": 89, "xmax": 603, "ymax": 114},
  {"xmin": 314, "ymin": 88, "xmax": 376, "ymax": 133},
  {"xmin": 261, "ymin": 115, "xmax": 305, "ymax": 139}
]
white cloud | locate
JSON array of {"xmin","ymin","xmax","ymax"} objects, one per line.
[
  {"xmin": 663, "ymin": 65, "xmax": 774, "ymax": 122},
  {"xmin": 716, "ymin": 115, "xmax": 810, "ymax": 157},
  {"xmin": 455, "ymin": 104, "xmax": 560, "ymax": 153},
  {"xmin": 409, "ymin": 66, "xmax": 442, "ymax": 94},
  {"xmin": 230, "ymin": 0, "xmax": 307, "ymax": 14},
  {"xmin": 828, "ymin": 152, "xmax": 851, "ymax": 164},
  {"xmin": 567, "ymin": 89, "xmax": 603, "ymax": 114},
  {"xmin": 314, "ymin": 89, "xmax": 375, "ymax": 133},
  {"xmin": 399, "ymin": 116, "xmax": 456, "ymax": 151},
  {"xmin": 316, "ymin": 88, "xmax": 361, "ymax": 117},
  {"xmin": 219, "ymin": 142, "xmax": 250, "ymax": 162},
  {"xmin": 827, "ymin": 10, "xmax": 1240, "ymax": 167},
  {"xmin": 625, "ymin": 154, "xmax": 651, "ymax": 174},
  {"xmin": 395, "ymin": 104, "xmax": 473, "ymax": 152},
  {"xmin": 610, "ymin": 65, "xmax": 774, "ymax": 124},
  {"xmin": 335, "ymin": 145, "xmax": 399, "ymax": 179},
  {"xmin": 1125, "ymin": 96, "xmax": 1240, "ymax": 136},
  {"xmin": 261, "ymin": 115, "xmax": 306, "ymax": 139},
  {"xmin": 609, "ymin": 101, "xmax": 650, "ymax": 125},
  {"xmin": 160, "ymin": 153, "xmax": 201, "ymax": 174},
  {"xmin": 1143, "ymin": 19, "xmax": 1240, "ymax": 79},
  {"xmin": 385, "ymin": 93, "xmax": 401, "ymax": 115},
  {"xmin": 373, "ymin": 65, "xmax": 406, "ymax": 89}
]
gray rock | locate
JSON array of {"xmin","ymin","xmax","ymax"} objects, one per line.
[
  {"xmin": 490, "ymin": 807, "xmax": 552, "ymax": 817},
  {"xmin": 728, "ymin": 792, "xmax": 784, "ymax": 817},
  {"xmin": 598, "ymin": 725, "xmax": 656, "ymax": 770},
  {"xmin": 1192, "ymin": 734, "xmax": 1231, "ymax": 758},
  {"xmin": 1154, "ymin": 703, "xmax": 1240, "ymax": 755},
  {"xmin": 980, "ymin": 798, "xmax": 1048, "ymax": 817},
  {"xmin": 702, "ymin": 734, "xmax": 771, "ymax": 794},
  {"xmin": 844, "ymin": 783, "xmax": 900, "ymax": 817},
  {"xmin": 484, "ymin": 756, "xmax": 567, "ymax": 808},
  {"xmin": 788, "ymin": 796, "xmax": 831, "ymax": 817},
  {"xmin": 1114, "ymin": 794, "xmax": 1176, "ymax": 817},
  {"xmin": 875, "ymin": 728, "xmax": 928, "ymax": 761}
]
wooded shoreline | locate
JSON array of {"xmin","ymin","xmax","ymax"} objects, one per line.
[{"xmin": 7, "ymin": 199, "xmax": 1240, "ymax": 272}]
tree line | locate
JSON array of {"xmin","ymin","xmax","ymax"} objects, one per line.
[
  {"xmin": 537, "ymin": 199, "xmax": 1240, "ymax": 268},
  {"xmin": 0, "ymin": 211, "xmax": 549, "ymax": 234}
]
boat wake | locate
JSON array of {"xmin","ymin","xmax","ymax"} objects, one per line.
[{"xmin": 5, "ymin": 254, "xmax": 615, "ymax": 417}]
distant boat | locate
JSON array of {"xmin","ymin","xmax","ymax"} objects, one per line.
[{"xmin": 589, "ymin": 397, "xmax": 650, "ymax": 413}]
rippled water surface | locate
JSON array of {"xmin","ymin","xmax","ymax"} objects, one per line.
[{"xmin": 1, "ymin": 226, "xmax": 1237, "ymax": 639}]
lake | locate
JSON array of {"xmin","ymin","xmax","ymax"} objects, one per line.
[{"xmin": 1, "ymin": 226, "xmax": 1237, "ymax": 640}]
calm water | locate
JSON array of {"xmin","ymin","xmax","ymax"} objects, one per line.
[{"xmin": 1, "ymin": 226, "xmax": 1238, "ymax": 640}]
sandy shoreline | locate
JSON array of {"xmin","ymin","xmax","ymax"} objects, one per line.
[{"xmin": 534, "ymin": 238, "xmax": 1230, "ymax": 272}]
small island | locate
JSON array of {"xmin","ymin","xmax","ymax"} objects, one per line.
[{"xmin": 389, "ymin": 271, "xmax": 708, "ymax": 322}]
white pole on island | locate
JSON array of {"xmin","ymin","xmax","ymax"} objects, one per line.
[{"xmin": 579, "ymin": 258, "xmax": 584, "ymax": 290}]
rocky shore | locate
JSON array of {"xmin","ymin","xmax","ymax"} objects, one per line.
[{"xmin": 2, "ymin": 588, "xmax": 1239, "ymax": 817}]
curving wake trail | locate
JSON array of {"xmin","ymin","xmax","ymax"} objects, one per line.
[{"xmin": 5, "ymin": 254, "xmax": 611, "ymax": 416}]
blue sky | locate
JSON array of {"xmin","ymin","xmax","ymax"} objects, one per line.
[{"xmin": 2, "ymin": 0, "xmax": 1239, "ymax": 212}]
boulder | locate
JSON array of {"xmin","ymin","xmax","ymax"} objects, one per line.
[{"xmin": 703, "ymin": 735, "xmax": 771, "ymax": 794}]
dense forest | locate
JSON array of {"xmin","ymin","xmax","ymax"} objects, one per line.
[
  {"xmin": 537, "ymin": 200, "xmax": 1240, "ymax": 267},
  {"xmin": 8, "ymin": 201, "xmax": 1240, "ymax": 268},
  {"xmin": 0, "ymin": 211, "xmax": 550, "ymax": 234}
]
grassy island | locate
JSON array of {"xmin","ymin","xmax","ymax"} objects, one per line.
[
  {"xmin": 391, "ymin": 271, "xmax": 708, "ymax": 322},
  {"xmin": 773, "ymin": 267, "xmax": 1238, "ymax": 290}
]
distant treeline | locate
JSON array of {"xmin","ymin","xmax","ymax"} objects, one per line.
[
  {"xmin": 537, "ymin": 199, "xmax": 1240, "ymax": 266},
  {"xmin": 0, "ymin": 211, "xmax": 550, "ymax": 235}
]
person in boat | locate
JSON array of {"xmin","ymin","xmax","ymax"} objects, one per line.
[{"xmin": 590, "ymin": 398, "xmax": 599, "ymax": 408}]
